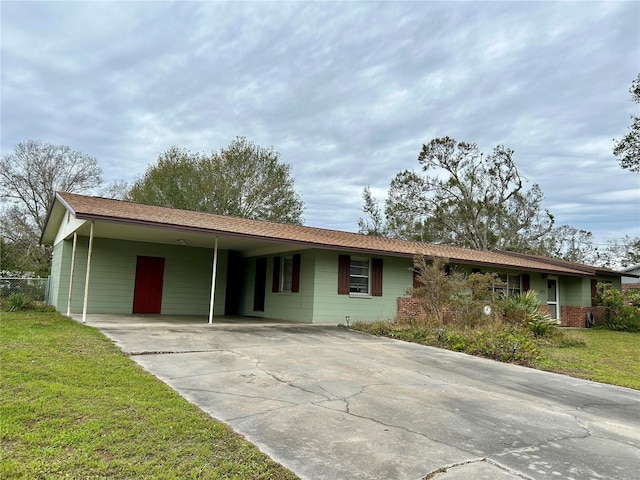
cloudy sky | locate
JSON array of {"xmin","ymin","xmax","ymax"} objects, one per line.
[{"xmin": 2, "ymin": 1, "xmax": 639, "ymax": 244}]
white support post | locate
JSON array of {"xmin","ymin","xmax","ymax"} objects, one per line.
[
  {"xmin": 208, "ymin": 237, "xmax": 219, "ymax": 325},
  {"xmin": 81, "ymin": 222, "xmax": 94, "ymax": 324},
  {"xmin": 66, "ymin": 232, "xmax": 78, "ymax": 316}
]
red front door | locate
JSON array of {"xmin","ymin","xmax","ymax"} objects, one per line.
[{"xmin": 133, "ymin": 256, "xmax": 165, "ymax": 314}]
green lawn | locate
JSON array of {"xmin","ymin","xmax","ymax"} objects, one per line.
[
  {"xmin": 0, "ymin": 310, "xmax": 299, "ymax": 479},
  {"xmin": 535, "ymin": 329, "xmax": 640, "ymax": 390}
]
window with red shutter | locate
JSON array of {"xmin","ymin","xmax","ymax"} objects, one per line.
[
  {"xmin": 372, "ymin": 258, "xmax": 383, "ymax": 296},
  {"xmin": 338, "ymin": 255, "xmax": 350, "ymax": 294}
]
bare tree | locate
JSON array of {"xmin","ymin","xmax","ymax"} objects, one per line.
[{"xmin": 0, "ymin": 140, "xmax": 102, "ymax": 274}]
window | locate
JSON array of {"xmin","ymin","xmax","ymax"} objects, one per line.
[
  {"xmin": 350, "ymin": 257, "xmax": 370, "ymax": 294},
  {"xmin": 272, "ymin": 254, "xmax": 301, "ymax": 293},
  {"xmin": 281, "ymin": 256, "xmax": 294, "ymax": 292},
  {"xmin": 493, "ymin": 274, "xmax": 521, "ymax": 296},
  {"xmin": 338, "ymin": 255, "xmax": 382, "ymax": 296}
]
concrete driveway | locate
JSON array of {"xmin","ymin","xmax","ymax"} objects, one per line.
[{"xmin": 79, "ymin": 315, "xmax": 640, "ymax": 480}]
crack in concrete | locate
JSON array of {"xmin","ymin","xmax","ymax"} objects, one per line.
[
  {"xmin": 423, "ymin": 457, "xmax": 536, "ymax": 480},
  {"xmin": 415, "ymin": 369, "xmax": 450, "ymax": 385},
  {"xmin": 578, "ymin": 400, "xmax": 640, "ymax": 410},
  {"xmin": 226, "ymin": 402, "xmax": 304, "ymax": 422},
  {"xmin": 311, "ymin": 387, "xmax": 480, "ymax": 457},
  {"xmin": 423, "ymin": 458, "xmax": 485, "ymax": 480},
  {"xmin": 180, "ymin": 386, "xmax": 299, "ymax": 405},
  {"xmin": 166, "ymin": 366, "xmax": 258, "ymax": 381},
  {"xmin": 484, "ymin": 458, "xmax": 537, "ymax": 479},
  {"xmin": 224, "ymin": 348, "xmax": 338, "ymax": 403},
  {"xmin": 130, "ymin": 349, "xmax": 224, "ymax": 355}
]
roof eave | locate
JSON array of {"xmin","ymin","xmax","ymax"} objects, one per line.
[
  {"xmin": 70, "ymin": 212, "xmax": 593, "ymax": 276},
  {"xmin": 40, "ymin": 193, "xmax": 76, "ymax": 245}
]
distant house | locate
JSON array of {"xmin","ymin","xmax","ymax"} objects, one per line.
[
  {"xmin": 41, "ymin": 192, "xmax": 624, "ymax": 327},
  {"xmin": 621, "ymin": 264, "xmax": 640, "ymax": 292}
]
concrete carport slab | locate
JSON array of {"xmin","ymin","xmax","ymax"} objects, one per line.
[{"xmin": 77, "ymin": 315, "xmax": 640, "ymax": 480}]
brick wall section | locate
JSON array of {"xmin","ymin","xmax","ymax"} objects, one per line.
[
  {"xmin": 398, "ymin": 297, "xmax": 606, "ymax": 328},
  {"xmin": 397, "ymin": 297, "xmax": 422, "ymax": 320},
  {"xmin": 622, "ymin": 283, "xmax": 640, "ymax": 293},
  {"xmin": 560, "ymin": 306, "xmax": 606, "ymax": 328}
]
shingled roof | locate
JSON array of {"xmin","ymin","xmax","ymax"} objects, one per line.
[{"xmin": 46, "ymin": 192, "xmax": 614, "ymax": 278}]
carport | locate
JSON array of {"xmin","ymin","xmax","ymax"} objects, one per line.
[{"xmin": 41, "ymin": 193, "xmax": 306, "ymax": 323}]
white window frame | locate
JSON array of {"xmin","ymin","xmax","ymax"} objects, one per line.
[
  {"xmin": 546, "ymin": 276, "xmax": 559, "ymax": 320},
  {"xmin": 493, "ymin": 274, "xmax": 522, "ymax": 296},
  {"xmin": 350, "ymin": 257, "xmax": 370, "ymax": 295}
]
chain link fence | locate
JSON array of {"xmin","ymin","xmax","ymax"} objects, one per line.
[{"xmin": 0, "ymin": 277, "xmax": 50, "ymax": 303}]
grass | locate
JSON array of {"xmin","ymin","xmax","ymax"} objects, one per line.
[
  {"xmin": 535, "ymin": 329, "xmax": 640, "ymax": 390},
  {"xmin": 0, "ymin": 310, "xmax": 300, "ymax": 479}
]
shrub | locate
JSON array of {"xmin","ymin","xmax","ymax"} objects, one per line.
[
  {"xmin": 625, "ymin": 288, "xmax": 640, "ymax": 308},
  {"xmin": 411, "ymin": 256, "xmax": 501, "ymax": 328},
  {"xmin": 363, "ymin": 255, "xmax": 544, "ymax": 366},
  {"xmin": 464, "ymin": 321, "xmax": 539, "ymax": 365},
  {"xmin": 5, "ymin": 293, "xmax": 33, "ymax": 312},
  {"xmin": 499, "ymin": 290, "xmax": 559, "ymax": 337},
  {"xmin": 597, "ymin": 284, "xmax": 640, "ymax": 332}
]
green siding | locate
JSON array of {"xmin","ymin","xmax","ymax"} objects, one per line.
[
  {"xmin": 311, "ymin": 250, "xmax": 413, "ymax": 324},
  {"xmin": 238, "ymin": 249, "xmax": 413, "ymax": 324},
  {"xmin": 598, "ymin": 275, "xmax": 621, "ymax": 289},
  {"xmin": 264, "ymin": 252, "xmax": 314, "ymax": 322},
  {"xmin": 54, "ymin": 237, "xmax": 227, "ymax": 315},
  {"xmin": 561, "ymin": 277, "xmax": 588, "ymax": 306},
  {"xmin": 238, "ymin": 252, "xmax": 315, "ymax": 322},
  {"xmin": 49, "ymin": 240, "xmax": 65, "ymax": 310}
]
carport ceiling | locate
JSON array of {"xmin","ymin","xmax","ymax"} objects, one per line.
[{"xmin": 72, "ymin": 219, "xmax": 305, "ymax": 256}]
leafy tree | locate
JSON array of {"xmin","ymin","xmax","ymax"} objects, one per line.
[
  {"xmin": 357, "ymin": 187, "xmax": 386, "ymax": 236},
  {"xmin": 613, "ymin": 73, "xmax": 640, "ymax": 173},
  {"xmin": 359, "ymin": 137, "xmax": 554, "ymax": 251},
  {"xmin": 128, "ymin": 137, "xmax": 305, "ymax": 224},
  {"xmin": 0, "ymin": 140, "xmax": 103, "ymax": 275}
]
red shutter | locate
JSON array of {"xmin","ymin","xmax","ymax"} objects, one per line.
[
  {"xmin": 292, "ymin": 254, "xmax": 301, "ymax": 293},
  {"xmin": 522, "ymin": 274, "xmax": 530, "ymax": 292},
  {"xmin": 372, "ymin": 258, "xmax": 383, "ymax": 296},
  {"xmin": 272, "ymin": 256, "xmax": 281, "ymax": 292},
  {"xmin": 591, "ymin": 279, "xmax": 598, "ymax": 307},
  {"xmin": 338, "ymin": 255, "xmax": 350, "ymax": 295}
]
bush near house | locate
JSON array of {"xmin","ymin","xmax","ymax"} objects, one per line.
[
  {"xmin": 596, "ymin": 283, "xmax": 640, "ymax": 332},
  {"xmin": 354, "ymin": 257, "xmax": 560, "ymax": 367}
]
